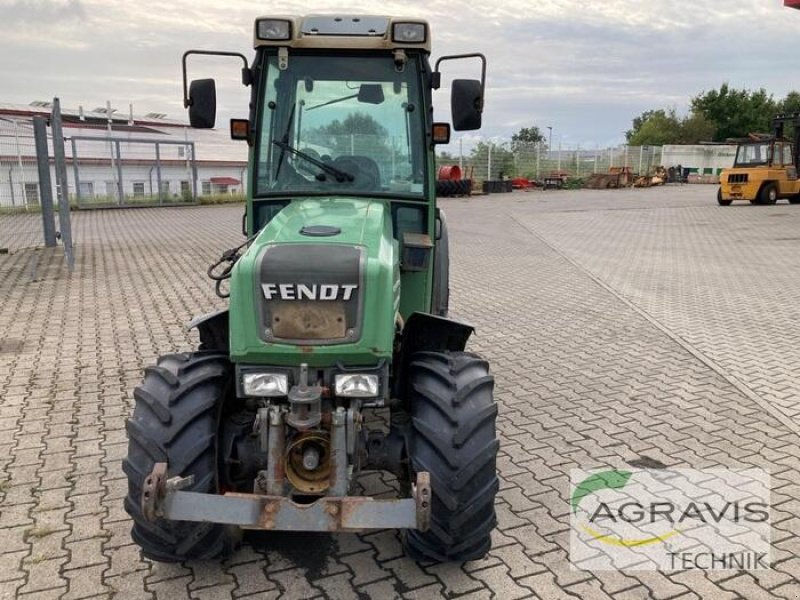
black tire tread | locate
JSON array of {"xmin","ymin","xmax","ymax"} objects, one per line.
[
  {"xmin": 122, "ymin": 351, "xmax": 239, "ymax": 562},
  {"xmin": 404, "ymin": 351, "xmax": 499, "ymax": 562},
  {"xmin": 759, "ymin": 183, "xmax": 778, "ymax": 205}
]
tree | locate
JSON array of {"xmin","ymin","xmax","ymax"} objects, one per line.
[
  {"xmin": 627, "ymin": 109, "xmax": 682, "ymax": 145},
  {"xmin": 626, "ymin": 108, "xmax": 716, "ymax": 146},
  {"xmin": 676, "ymin": 113, "xmax": 716, "ymax": 144},
  {"xmin": 511, "ymin": 126, "xmax": 545, "ymax": 150},
  {"xmin": 691, "ymin": 84, "xmax": 777, "ymax": 140},
  {"xmin": 779, "ymin": 91, "xmax": 800, "ymax": 114},
  {"xmin": 469, "ymin": 142, "xmax": 515, "ymax": 179},
  {"xmin": 307, "ymin": 112, "xmax": 390, "ymax": 156}
]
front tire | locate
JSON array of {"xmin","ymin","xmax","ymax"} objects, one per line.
[
  {"xmin": 717, "ymin": 188, "xmax": 732, "ymax": 206},
  {"xmin": 760, "ymin": 183, "xmax": 778, "ymax": 205},
  {"xmin": 403, "ymin": 351, "xmax": 499, "ymax": 562},
  {"xmin": 122, "ymin": 352, "xmax": 239, "ymax": 562}
]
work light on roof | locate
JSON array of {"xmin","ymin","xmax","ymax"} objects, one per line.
[
  {"xmin": 257, "ymin": 19, "xmax": 292, "ymax": 41},
  {"xmin": 392, "ymin": 22, "xmax": 426, "ymax": 44}
]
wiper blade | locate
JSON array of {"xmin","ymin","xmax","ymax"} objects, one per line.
[{"xmin": 271, "ymin": 140, "xmax": 354, "ymax": 182}]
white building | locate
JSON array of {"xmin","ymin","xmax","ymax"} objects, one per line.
[
  {"xmin": 0, "ymin": 101, "xmax": 248, "ymax": 208},
  {"xmin": 661, "ymin": 144, "xmax": 737, "ymax": 177}
]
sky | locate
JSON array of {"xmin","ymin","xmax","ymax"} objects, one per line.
[{"xmin": 1, "ymin": 0, "xmax": 800, "ymax": 148}]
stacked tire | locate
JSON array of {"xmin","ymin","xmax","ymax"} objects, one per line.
[{"xmin": 436, "ymin": 179, "xmax": 472, "ymax": 197}]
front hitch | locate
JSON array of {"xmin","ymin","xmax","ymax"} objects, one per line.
[{"xmin": 141, "ymin": 462, "xmax": 432, "ymax": 533}]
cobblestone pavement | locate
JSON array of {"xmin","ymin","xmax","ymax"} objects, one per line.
[{"xmin": 1, "ymin": 187, "xmax": 800, "ymax": 599}]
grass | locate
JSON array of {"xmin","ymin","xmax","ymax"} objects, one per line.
[
  {"xmin": 0, "ymin": 480, "xmax": 10, "ymax": 493},
  {"xmin": 2, "ymin": 193, "xmax": 245, "ymax": 213}
]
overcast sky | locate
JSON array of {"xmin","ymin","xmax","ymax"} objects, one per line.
[{"xmin": 1, "ymin": 0, "xmax": 799, "ymax": 147}]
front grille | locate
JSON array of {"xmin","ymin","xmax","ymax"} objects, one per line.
[
  {"xmin": 256, "ymin": 244, "xmax": 363, "ymax": 345},
  {"xmin": 728, "ymin": 173, "xmax": 748, "ymax": 184}
]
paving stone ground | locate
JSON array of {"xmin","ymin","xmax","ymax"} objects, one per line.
[{"xmin": 1, "ymin": 186, "xmax": 800, "ymax": 599}]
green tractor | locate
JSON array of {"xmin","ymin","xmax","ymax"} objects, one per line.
[{"xmin": 123, "ymin": 14, "xmax": 498, "ymax": 562}]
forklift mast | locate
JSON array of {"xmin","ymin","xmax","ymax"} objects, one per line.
[{"xmin": 773, "ymin": 112, "xmax": 800, "ymax": 171}]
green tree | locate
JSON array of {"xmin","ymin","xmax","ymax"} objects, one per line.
[
  {"xmin": 778, "ymin": 91, "xmax": 800, "ymax": 114},
  {"xmin": 469, "ymin": 142, "xmax": 515, "ymax": 179},
  {"xmin": 627, "ymin": 108, "xmax": 716, "ymax": 145},
  {"xmin": 511, "ymin": 126, "xmax": 545, "ymax": 150},
  {"xmin": 627, "ymin": 109, "xmax": 682, "ymax": 145},
  {"xmin": 307, "ymin": 112, "xmax": 390, "ymax": 156},
  {"xmin": 691, "ymin": 84, "xmax": 777, "ymax": 140}
]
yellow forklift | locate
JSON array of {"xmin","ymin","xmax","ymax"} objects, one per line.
[{"xmin": 718, "ymin": 113, "xmax": 800, "ymax": 205}]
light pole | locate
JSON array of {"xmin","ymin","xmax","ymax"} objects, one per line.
[{"xmin": 547, "ymin": 126, "xmax": 553, "ymax": 156}]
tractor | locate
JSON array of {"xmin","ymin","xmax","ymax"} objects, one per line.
[{"xmin": 123, "ymin": 15, "xmax": 499, "ymax": 563}]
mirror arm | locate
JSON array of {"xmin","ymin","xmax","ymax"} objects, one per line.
[
  {"xmin": 432, "ymin": 53, "xmax": 487, "ymax": 109},
  {"xmin": 182, "ymin": 50, "xmax": 251, "ymax": 108}
]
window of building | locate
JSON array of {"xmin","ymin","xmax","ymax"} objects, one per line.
[
  {"xmin": 24, "ymin": 183, "xmax": 39, "ymax": 205},
  {"xmin": 132, "ymin": 182, "xmax": 145, "ymax": 198},
  {"xmin": 160, "ymin": 181, "xmax": 170, "ymax": 196},
  {"xmin": 79, "ymin": 182, "xmax": 94, "ymax": 197},
  {"xmin": 201, "ymin": 181, "xmax": 211, "ymax": 195},
  {"xmin": 180, "ymin": 180, "xmax": 191, "ymax": 199}
]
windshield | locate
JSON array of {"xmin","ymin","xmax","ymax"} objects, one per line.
[
  {"xmin": 735, "ymin": 143, "xmax": 770, "ymax": 167},
  {"xmin": 255, "ymin": 53, "xmax": 427, "ymax": 198}
]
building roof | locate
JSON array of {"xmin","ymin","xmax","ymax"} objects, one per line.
[
  {"xmin": 0, "ymin": 102, "xmax": 247, "ymax": 165},
  {"xmin": 210, "ymin": 176, "xmax": 241, "ymax": 185}
]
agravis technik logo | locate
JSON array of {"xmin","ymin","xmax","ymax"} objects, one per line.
[{"xmin": 569, "ymin": 468, "xmax": 771, "ymax": 570}]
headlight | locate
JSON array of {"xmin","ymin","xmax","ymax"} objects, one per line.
[
  {"xmin": 242, "ymin": 372, "xmax": 289, "ymax": 397},
  {"xmin": 335, "ymin": 373, "xmax": 379, "ymax": 398},
  {"xmin": 392, "ymin": 22, "xmax": 426, "ymax": 44},
  {"xmin": 256, "ymin": 19, "xmax": 292, "ymax": 41}
]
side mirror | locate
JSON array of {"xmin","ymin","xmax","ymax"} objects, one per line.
[
  {"xmin": 358, "ymin": 84, "xmax": 385, "ymax": 105},
  {"xmin": 188, "ymin": 79, "xmax": 217, "ymax": 128},
  {"xmin": 451, "ymin": 79, "xmax": 483, "ymax": 131}
]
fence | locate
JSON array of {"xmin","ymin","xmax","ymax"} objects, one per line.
[
  {"xmin": 0, "ymin": 117, "xmax": 52, "ymax": 252},
  {"xmin": 0, "ymin": 102, "xmax": 73, "ymax": 273},
  {"xmin": 70, "ymin": 135, "xmax": 198, "ymax": 208},
  {"xmin": 435, "ymin": 139, "xmax": 666, "ymax": 183}
]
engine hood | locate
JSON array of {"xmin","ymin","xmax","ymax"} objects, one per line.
[
  {"xmin": 252, "ymin": 197, "xmax": 385, "ymax": 246},
  {"xmin": 227, "ymin": 197, "xmax": 400, "ymax": 366}
]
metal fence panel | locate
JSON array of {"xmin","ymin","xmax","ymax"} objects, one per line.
[
  {"xmin": 0, "ymin": 117, "xmax": 47, "ymax": 253},
  {"xmin": 70, "ymin": 135, "xmax": 198, "ymax": 208},
  {"xmin": 435, "ymin": 139, "xmax": 673, "ymax": 184}
]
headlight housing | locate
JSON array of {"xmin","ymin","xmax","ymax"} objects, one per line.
[
  {"xmin": 335, "ymin": 373, "xmax": 379, "ymax": 398},
  {"xmin": 256, "ymin": 19, "xmax": 292, "ymax": 41},
  {"xmin": 392, "ymin": 22, "xmax": 426, "ymax": 44},
  {"xmin": 242, "ymin": 372, "xmax": 289, "ymax": 397}
]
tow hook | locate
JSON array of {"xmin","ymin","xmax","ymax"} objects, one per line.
[
  {"xmin": 141, "ymin": 462, "xmax": 194, "ymax": 522},
  {"xmin": 414, "ymin": 471, "xmax": 432, "ymax": 532}
]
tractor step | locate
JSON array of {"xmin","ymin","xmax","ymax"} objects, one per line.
[{"xmin": 142, "ymin": 462, "xmax": 431, "ymax": 532}]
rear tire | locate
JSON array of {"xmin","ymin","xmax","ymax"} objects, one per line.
[
  {"xmin": 717, "ymin": 188, "xmax": 732, "ymax": 206},
  {"xmin": 760, "ymin": 183, "xmax": 778, "ymax": 205},
  {"xmin": 122, "ymin": 351, "xmax": 239, "ymax": 562},
  {"xmin": 403, "ymin": 351, "xmax": 499, "ymax": 562},
  {"xmin": 789, "ymin": 195, "xmax": 800, "ymax": 205}
]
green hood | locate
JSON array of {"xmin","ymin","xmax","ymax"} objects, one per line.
[{"xmin": 227, "ymin": 198, "xmax": 400, "ymax": 366}]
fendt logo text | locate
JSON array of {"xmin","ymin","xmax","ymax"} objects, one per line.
[{"xmin": 262, "ymin": 283, "xmax": 358, "ymax": 301}]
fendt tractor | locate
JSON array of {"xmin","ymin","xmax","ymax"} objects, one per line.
[
  {"xmin": 122, "ymin": 15, "xmax": 499, "ymax": 562},
  {"xmin": 718, "ymin": 113, "xmax": 800, "ymax": 206}
]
